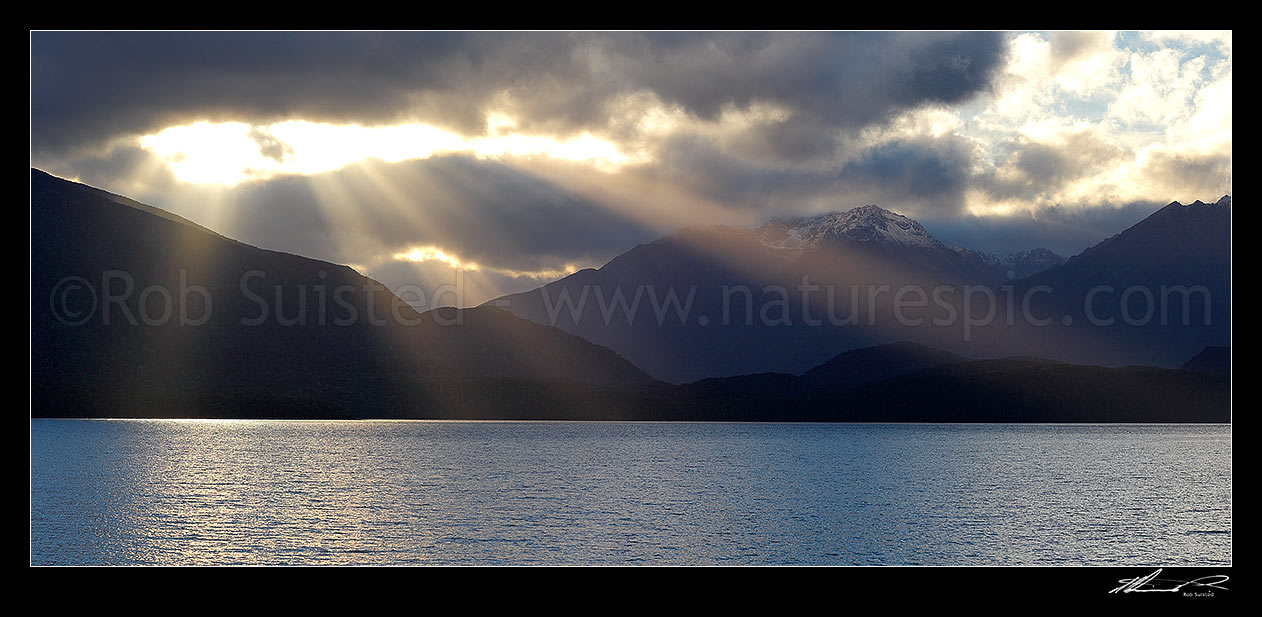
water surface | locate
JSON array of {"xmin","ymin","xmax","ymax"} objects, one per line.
[{"xmin": 30, "ymin": 420, "xmax": 1231, "ymax": 565}]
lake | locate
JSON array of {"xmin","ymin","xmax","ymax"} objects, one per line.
[{"xmin": 30, "ymin": 419, "xmax": 1231, "ymax": 565}]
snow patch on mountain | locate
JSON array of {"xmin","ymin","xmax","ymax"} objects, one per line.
[
  {"xmin": 752, "ymin": 204, "xmax": 1066, "ymax": 282},
  {"xmin": 757, "ymin": 205, "xmax": 954, "ymax": 253}
]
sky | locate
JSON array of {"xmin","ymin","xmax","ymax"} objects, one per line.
[{"xmin": 30, "ymin": 31, "xmax": 1232, "ymax": 306}]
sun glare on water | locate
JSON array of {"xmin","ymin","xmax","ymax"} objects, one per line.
[{"xmin": 138, "ymin": 119, "xmax": 633, "ymax": 186}]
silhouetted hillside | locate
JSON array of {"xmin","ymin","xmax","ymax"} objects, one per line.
[
  {"xmin": 798, "ymin": 341, "xmax": 968, "ymax": 392},
  {"xmin": 1012, "ymin": 197, "xmax": 1231, "ymax": 367},
  {"xmin": 31, "ymin": 169, "xmax": 656, "ymax": 418},
  {"xmin": 1181, "ymin": 346, "xmax": 1231, "ymax": 377},
  {"xmin": 673, "ymin": 357, "xmax": 1229, "ymax": 423},
  {"xmin": 805, "ymin": 359, "xmax": 1230, "ymax": 422},
  {"xmin": 680, "ymin": 341, "xmax": 967, "ymax": 398}
]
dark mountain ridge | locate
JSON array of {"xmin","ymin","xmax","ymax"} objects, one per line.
[
  {"xmin": 1010, "ymin": 196, "xmax": 1231, "ymax": 367},
  {"xmin": 491, "ymin": 199, "xmax": 1227, "ymax": 382},
  {"xmin": 31, "ymin": 169, "xmax": 657, "ymax": 418},
  {"xmin": 29, "ymin": 170, "xmax": 1229, "ymax": 422},
  {"xmin": 1181, "ymin": 346, "xmax": 1231, "ymax": 377}
]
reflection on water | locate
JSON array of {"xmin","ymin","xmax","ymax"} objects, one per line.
[{"xmin": 30, "ymin": 420, "xmax": 1231, "ymax": 565}]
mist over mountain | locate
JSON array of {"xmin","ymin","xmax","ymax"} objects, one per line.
[
  {"xmin": 490, "ymin": 199, "xmax": 1222, "ymax": 382},
  {"xmin": 489, "ymin": 205, "xmax": 1016, "ymax": 382}
]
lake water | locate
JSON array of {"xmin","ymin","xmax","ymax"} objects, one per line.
[{"xmin": 30, "ymin": 420, "xmax": 1231, "ymax": 566}]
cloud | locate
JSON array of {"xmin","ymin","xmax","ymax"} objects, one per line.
[
  {"xmin": 955, "ymin": 32, "xmax": 1230, "ymax": 214},
  {"xmin": 32, "ymin": 32, "xmax": 1006, "ymax": 159},
  {"xmin": 30, "ymin": 31, "xmax": 1228, "ymax": 304},
  {"xmin": 980, "ymin": 129, "xmax": 1128, "ymax": 203},
  {"xmin": 37, "ymin": 143, "xmax": 186, "ymax": 203},
  {"xmin": 247, "ymin": 126, "xmax": 293, "ymax": 162},
  {"xmin": 926, "ymin": 200, "xmax": 1179, "ymax": 257},
  {"xmin": 1109, "ymin": 49, "xmax": 1207, "ymax": 126},
  {"xmin": 836, "ymin": 135, "xmax": 978, "ymax": 215},
  {"xmin": 363, "ymin": 258, "xmax": 561, "ymax": 308},
  {"xmin": 1134, "ymin": 149, "xmax": 1233, "ymax": 200},
  {"xmin": 31, "ymin": 32, "xmax": 485, "ymax": 155},
  {"xmin": 1046, "ymin": 31, "xmax": 1125, "ymax": 96},
  {"xmin": 1140, "ymin": 30, "xmax": 1232, "ymax": 55},
  {"xmin": 71, "ymin": 155, "xmax": 659, "ymax": 291}
]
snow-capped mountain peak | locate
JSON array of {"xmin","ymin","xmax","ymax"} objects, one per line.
[
  {"xmin": 749, "ymin": 204, "xmax": 1068, "ymax": 283},
  {"xmin": 757, "ymin": 204, "xmax": 946, "ymax": 252}
]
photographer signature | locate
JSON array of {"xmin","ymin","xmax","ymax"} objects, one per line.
[{"xmin": 1109, "ymin": 569, "xmax": 1229, "ymax": 594}]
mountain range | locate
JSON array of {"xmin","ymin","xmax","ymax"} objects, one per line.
[
  {"xmin": 1011, "ymin": 196, "xmax": 1231, "ymax": 367},
  {"xmin": 29, "ymin": 168, "xmax": 1231, "ymax": 421},
  {"xmin": 491, "ymin": 197, "xmax": 1229, "ymax": 382}
]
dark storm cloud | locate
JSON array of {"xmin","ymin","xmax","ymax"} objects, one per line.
[
  {"xmin": 895, "ymin": 33, "xmax": 1007, "ymax": 104},
  {"xmin": 31, "ymin": 31, "xmax": 484, "ymax": 154},
  {"xmin": 31, "ymin": 31, "xmax": 1007, "ymax": 159},
  {"xmin": 837, "ymin": 136, "xmax": 977, "ymax": 214},
  {"xmin": 724, "ymin": 116, "xmax": 842, "ymax": 163},
  {"xmin": 48, "ymin": 144, "xmax": 174, "ymax": 191},
  {"xmin": 606, "ymin": 130, "xmax": 982, "ymax": 223},
  {"xmin": 643, "ymin": 134, "xmax": 821, "ymax": 208},
  {"xmin": 598, "ymin": 32, "xmax": 1003, "ymax": 129}
]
